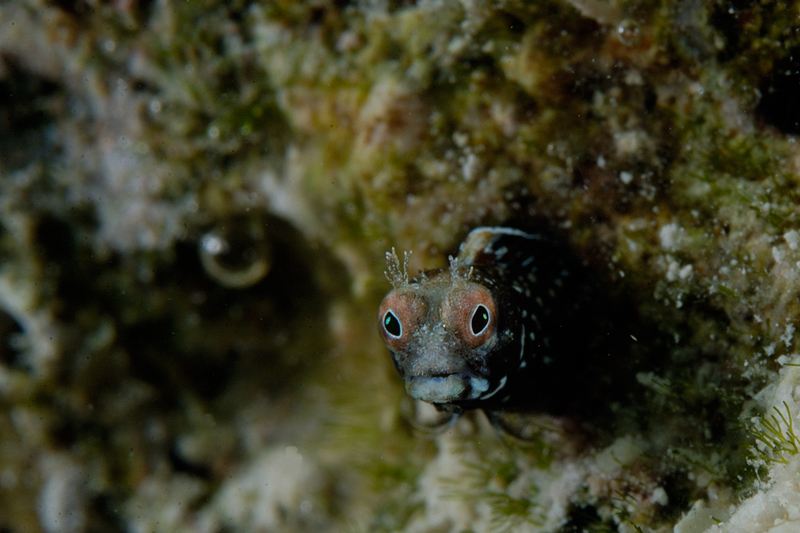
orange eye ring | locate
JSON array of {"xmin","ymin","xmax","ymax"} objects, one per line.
[
  {"xmin": 443, "ymin": 285, "xmax": 496, "ymax": 348},
  {"xmin": 378, "ymin": 292, "xmax": 427, "ymax": 346}
]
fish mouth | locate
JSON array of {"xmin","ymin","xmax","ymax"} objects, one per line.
[{"xmin": 405, "ymin": 373, "xmax": 489, "ymax": 403}]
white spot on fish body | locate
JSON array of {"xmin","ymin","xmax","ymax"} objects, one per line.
[
  {"xmin": 481, "ymin": 376, "xmax": 508, "ymax": 399},
  {"xmin": 467, "ymin": 377, "xmax": 490, "ymax": 399}
]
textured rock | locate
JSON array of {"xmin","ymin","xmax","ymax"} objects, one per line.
[{"xmin": 3, "ymin": 0, "xmax": 800, "ymax": 531}]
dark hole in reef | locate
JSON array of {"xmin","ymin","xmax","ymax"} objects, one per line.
[
  {"xmin": 655, "ymin": 471, "xmax": 695, "ymax": 522},
  {"xmin": 385, "ymin": 0, "xmax": 417, "ymax": 12},
  {"xmin": 757, "ymin": 50, "xmax": 800, "ymax": 134},
  {"xmin": 33, "ymin": 211, "xmax": 110, "ymax": 324},
  {"xmin": 0, "ymin": 59, "xmax": 61, "ymax": 171},
  {"xmin": 0, "ymin": 311, "xmax": 24, "ymax": 369},
  {"xmin": 35, "ymin": 214, "xmax": 76, "ymax": 265},
  {"xmin": 168, "ymin": 445, "xmax": 213, "ymax": 479},
  {"xmin": 496, "ymin": 11, "xmax": 527, "ymax": 36},
  {"xmin": 46, "ymin": 0, "xmax": 90, "ymax": 16},
  {"xmin": 88, "ymin": 493, "xmax": 130, "ymax": 533},
  {"xmin": 119, "ymin": 316, "xmax": 237, "ymax": 406},
  {"xmin": 136, "ymin": 0, "xmax": 157, "ymax": 25},
  {"xmin": 494, "ymin": 233, "xmax": 664, "ymax": 421},
  {"xmin": 643, "ymin": 84, "xmax": 658, "ymax": 113},
  {"xmin": 132, "ymin": 79, "xmax": 158, "ymax": 94},
  {"xmin": 48, "ymin": 391, "xmax": 117, "ymax": 449},
  {"xmin": 115, "ymin": 214, "xmax": 341, "ymax": 405},
  {"xmin": 308, "ymin": 6, "xmax": 328, "ymax": 25},
  {"xmin": 709, "ymin": 0, "xmax": 758, "ymax": 63},
  {"xmin": 415, "ymin": 221, "xmax": 671, "ymax": 429},
  {"xmin": 49, "ymin": 413, "xmax": 80, "ymax": 448},
  {"xmin": 559, "ymin": 504, "xmax": 607, "ymax": 532}
]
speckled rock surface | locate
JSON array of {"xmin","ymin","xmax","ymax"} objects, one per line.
[{"xmin": 3, "ymin": 0, "xmax": 800, "ymax": 531}]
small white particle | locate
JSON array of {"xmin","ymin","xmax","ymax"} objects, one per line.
[
  {"xmin": 529, "ymin": 332, "xmax": 535, "ymax": 340},
  {"xmin": 481, "ymin": 376, "xmax": 507, "ymax": 399},
  {"xmin": 462, "ymin": 152, "xmax": 479, "ymax": 182},
  {"xmin": 630, "ymin": 335, "xmax": 638, "ymax": 341},
  {"xmin": 773, "ymin": 246, "xmax": 785, "ymax": 263},
  {"xmin": 784, "ymin": 230, "xmax": 800, "ymax": 250},
  {"xmin": 659, "ymin": 223, "xmax": 681, "ymax": 251},
  {"xmin": 619, "ymin": 171, "xmax": 634, "ymax": 184},
  {"xmin": 651, "ymin": 487, "xmax": 668, "ymax": 506},
  {"xmin": 782, "ymin": 323, "xmax": 796, "ymax": 347}
]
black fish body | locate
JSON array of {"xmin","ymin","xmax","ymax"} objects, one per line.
[{"xmin": 379, "ymin": 226, "xmax": 599, "ymax": 415}]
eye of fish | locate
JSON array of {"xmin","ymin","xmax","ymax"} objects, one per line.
[
  {"xmin": 470, "ymin": 304, "xmax": 491, "ymax": 336},
  {"xmin": 378, "ymin": 292, "xmax": 425, "ymax": 344},
  {"xmin": 383, "ymin": 310, "xmax": 402, "ymax": 338}
]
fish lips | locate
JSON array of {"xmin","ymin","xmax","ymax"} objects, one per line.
[{"xmin": 405, "ymin": 373, "xmax": 490, "ymax": 404}]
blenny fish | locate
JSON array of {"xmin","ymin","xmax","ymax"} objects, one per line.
[{"xmin": 379, "ymin": 226, "xmax": 599, "ymax": 416}]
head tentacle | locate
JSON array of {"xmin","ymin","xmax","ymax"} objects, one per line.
[{"xmin": 385, "ymin": 247, "xmax": 412, "ymax": 288}]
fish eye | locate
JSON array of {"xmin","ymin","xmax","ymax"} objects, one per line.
[
  {"xmin": 470, "ymin": 304, "xmax": 491, "ymax": 336},
  {"xmin": 383, "ymin": 310, "xmax": 402, "ymax": 338}
]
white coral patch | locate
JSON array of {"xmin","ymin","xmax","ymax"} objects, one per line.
[{"xmin": 659, "ymin": 223, "xmax": 682, "ymax": 251}]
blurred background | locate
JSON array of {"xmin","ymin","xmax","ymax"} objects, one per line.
[{"xmin": 3, "ymin": 1, "xmax": 800, "ymax": 531}]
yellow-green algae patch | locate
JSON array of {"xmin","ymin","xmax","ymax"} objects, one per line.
[{"xmin": 4, "ymin": 0, "xmax": 800, "ymax": 531}]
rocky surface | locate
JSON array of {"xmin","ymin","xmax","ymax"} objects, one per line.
[{"xmin": 3, "ymin": 0, "xmax": 800, "ymax": 531}]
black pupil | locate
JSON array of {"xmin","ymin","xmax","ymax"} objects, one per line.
[
  {"xmin": 384, "ymin": 311, "xmax": 401, "ymax": 337},
  {"xmin": 471, "ymin": 305, "xmax": 490, "ymax": 335}
]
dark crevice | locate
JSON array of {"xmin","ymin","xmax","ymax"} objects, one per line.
[
  {"xmin": 0, "ymin": 311, "xmax": 24, "ymax": 369},
  {"xmin": 757, "ymin": 50, "xmax": 800, "ymax": 134},
  {"xmin": 0, "ymin": 59, "xmax": 61, "ymax": 171}
]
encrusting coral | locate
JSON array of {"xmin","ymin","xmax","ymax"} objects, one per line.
[{"xmin": 2, "ymin": 0, "xmax": 800, "ymax": 531}]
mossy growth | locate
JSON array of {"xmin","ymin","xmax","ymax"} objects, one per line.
[
  {"xmin": 750, "ymin": 401, "xmax": 800, "ymax": 468},
  {"xmin": 6, "ymin": 0, "xmax": 800, "ymax": 530}
]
